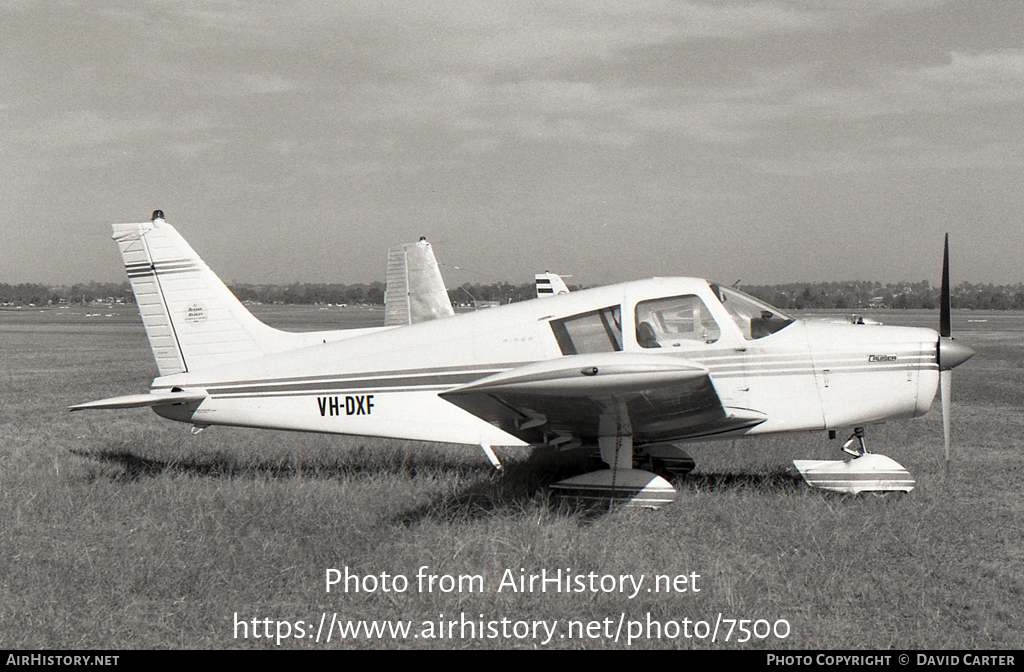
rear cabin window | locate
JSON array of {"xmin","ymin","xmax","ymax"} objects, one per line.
[
  {"xmin": 550, "ymin": 306, "xmax": 622, "ymax": 355},
  {"xmin": 635, "ymin": 295, "xmax": 720, "ymax": 348}
]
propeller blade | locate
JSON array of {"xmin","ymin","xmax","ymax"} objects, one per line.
[
  {"xmin": 940, "ymin": 369, "xmax": 951, "ymax": 475},
  {"xmin": 936, "ymin": 232, "xmax": 973, "ymax": 371},
  {"xmin": 936, "ymin": 233, "xmax": 973, "ymax": 477},
  {"xmin": 940, "ymin": 233, "xmax": 951, "ymax": 338},
  {"xmin": 940, "ymin": 234, "xmax": 952, "ymax": 474}
]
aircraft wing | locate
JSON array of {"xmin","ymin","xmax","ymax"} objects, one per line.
[{"xmin": 440, "ymin": 353, "xmax": 765, "ymax": 446}]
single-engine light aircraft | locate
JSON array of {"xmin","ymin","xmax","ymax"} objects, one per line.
[{"xmin": 73, "ymin": 212, "xmax": 974, "ymax": 507}]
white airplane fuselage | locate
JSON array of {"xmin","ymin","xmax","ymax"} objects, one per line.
[
  {"xmin": 150, "ymin": 278, "xmax": 939, "ymax": 448},
  {"xmin": 72, "ymin": 216, "xmax": 975, "ymax": 504}
]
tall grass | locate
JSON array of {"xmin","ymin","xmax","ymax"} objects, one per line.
[{"xmin": 1, "ymin": 306, "xmax": 1021, "ymax": 648}]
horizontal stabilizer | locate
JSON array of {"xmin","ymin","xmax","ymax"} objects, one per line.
[{"xmin": 70, "ymin": 391, "xmax": 207, "ymax": 411}]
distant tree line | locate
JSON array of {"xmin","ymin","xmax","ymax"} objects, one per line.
[
  {"xmin": 3, "ymin": 279, "xmax": 1023, "ymax": 311},
  {"xmin": 0, "ymin": 281, "xmax": 387, "ymax": 306},
  {"xmin": 227, "ymin": 282, "xmax": 386, "ymax": 306},
  {"xmin": 741, "ymin": 280, "xmax": 1024, "ymax": 311},
  {"xmin": 0, "ymin": 282, "xmax": 135, "ymax": 306}
]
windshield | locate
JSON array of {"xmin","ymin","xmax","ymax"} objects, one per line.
[{"xmin": 709, "ymin": 284, "xmax": 795, "ymax": 340}]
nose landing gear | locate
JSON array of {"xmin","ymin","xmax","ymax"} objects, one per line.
[
  {"xmin": 841, "ymin": 427, "xmax": 867, "ymax": 457},
  {"xmin": 793, "ymin": 427, "xmax": 915, "ymax": 494}
]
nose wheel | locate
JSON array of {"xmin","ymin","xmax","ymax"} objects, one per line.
[{"xmin": 793, "ymin": 426, "xmax": 914, "ymax": 493}]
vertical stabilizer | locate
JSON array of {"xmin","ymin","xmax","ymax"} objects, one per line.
[
  {"xmin": 535, "ymin": 272, "xmax": 570, "ymax": 298},
  {"xmin": 384, "ymin": 237, "xmax": 455, "ymax": 326},
  {"xmin": 114, "ymin": 211, "xmax": 287, "ymax": 375}
]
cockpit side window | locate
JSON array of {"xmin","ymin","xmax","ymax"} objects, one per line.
[
  {"xmin": 550, "ymin": 306, "xmax": 622, "ymax": 355},
  {"xmin": 710, "ymin": 284, "xmax": 794, "ymax": 340},
  {"xmin": 634, "ymin": 295, "xmax": 720, "ymax": 348}
]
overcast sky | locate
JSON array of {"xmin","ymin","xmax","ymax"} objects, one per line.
[{"xmin": 2, "ymin": 1, "xmax": 1022, "ymax": 288}]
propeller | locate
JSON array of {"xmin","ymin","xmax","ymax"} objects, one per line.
[{"xmin": 937, "ymin": 234, "xmax": 975, "ymax": 474}]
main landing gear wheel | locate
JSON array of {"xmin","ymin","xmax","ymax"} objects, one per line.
[{"xmin": 550, "ymin": 417, "xmax": 679, "ymax": 508}]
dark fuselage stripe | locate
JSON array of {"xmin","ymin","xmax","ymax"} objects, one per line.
[
  {"xmin": 208, "ymin": 372, "xmax": 490, "ymax": 396},
  {"xmin": 168, "ymin": 363, "xmax": 533, "ymax": 391},
  {"xmin": 212, "ymin": 386, "xmax": 451, "ymax": 399}
]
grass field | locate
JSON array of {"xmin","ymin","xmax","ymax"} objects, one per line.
[{"xmin": 1, "ymin": 304, "xmax": 1021, "ymax": 649}]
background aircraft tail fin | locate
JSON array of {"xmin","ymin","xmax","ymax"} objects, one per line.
[
  {"xmin": 384, "ymin": 237, "xmax": 455, "ymax": 326},
  {"xmin": 113, "ymin": 211, "xmax": 286, "ymax": 376},
  {"xmin": 535, "ymin": 272, "xmax": 570, "ymax": 298}
]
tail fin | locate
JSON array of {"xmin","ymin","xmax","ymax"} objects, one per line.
[
  {"xmin": 384, "ymin": 237, "xmax": 455, "ymax": 326},
  {"xmin": 535, "ymin": 272, "xmax": 570, "ymax": 298},
  {"xmin": 115, "ymin": 211, "xmax": 288, "ymax": 375}
]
